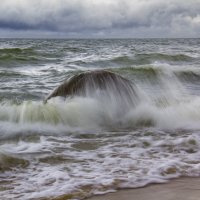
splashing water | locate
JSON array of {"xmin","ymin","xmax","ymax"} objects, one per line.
[{"xmin": 1, "ymin": 39, "xmax": 200, "ymax": 200}]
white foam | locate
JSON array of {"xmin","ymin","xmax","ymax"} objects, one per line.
[
  {"xmin": 2, "ymin": 61, "xmax": 200, "ymax": 199},
  {"xmin": 1, "ymin": 127, "xmax": 200, "ymax": 199}
]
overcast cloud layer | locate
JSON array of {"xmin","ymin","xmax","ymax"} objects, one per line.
[{"xmin": 0, "ymin": 0, "xmax": 200, "ymax": 38}]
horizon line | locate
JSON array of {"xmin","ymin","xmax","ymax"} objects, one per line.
[{"xmin": 0, "ymin": 37, "xmax": 200, "ymax": 40}]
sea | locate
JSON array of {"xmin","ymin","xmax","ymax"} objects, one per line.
[{"xmin": 1, "ymin": 38, "xmax": 200, "ymax": 200}]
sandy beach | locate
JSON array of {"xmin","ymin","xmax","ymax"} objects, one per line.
[{"xmin": 87, "ymin": 178, "xmax": 200, "ymax": 200}]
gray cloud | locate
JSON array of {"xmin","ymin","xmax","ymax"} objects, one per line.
[{"xmin": 0, "ymin": 0, "xmax": 200, "ymax": 38}]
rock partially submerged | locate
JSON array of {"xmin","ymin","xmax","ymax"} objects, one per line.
[{"xmin": 44, "ymin": 70, "xmax": 137, "ymax": 105}]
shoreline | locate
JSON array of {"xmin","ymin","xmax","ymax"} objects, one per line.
[{"xmin": 86, "ymin": 177, "xmax": 200, "ymax": 200}]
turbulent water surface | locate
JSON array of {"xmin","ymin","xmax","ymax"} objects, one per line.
[{"xmin": 1, "ymin": 39, "xmax": 200, "ymax": 199}]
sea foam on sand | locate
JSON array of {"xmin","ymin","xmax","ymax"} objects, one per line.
[{"xmin": 87, "ymin": 178, "xmax": 200, "ymax": 200}]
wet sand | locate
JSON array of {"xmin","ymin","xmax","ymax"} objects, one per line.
[{"xmin": 87, "ymin": 177, "xmax": 200, "ymax": 200}]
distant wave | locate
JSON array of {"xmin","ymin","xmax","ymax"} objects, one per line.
[
  {"xmin": 60, "ymin": 47, "xmax": 86, "ymax": 53},
  {"xmin": 110, "ymin": 53, "xmax": 194, "ymax": 65},
  {"xmin": 135, "ymin": 53, "xmax": 193, "ymax": 62},
  {"xmin": 0, "ymin": 70, "xmax": 27, "ymax": 77},
  {"xmin": 110, "ymin": 65, "xmax": 200, "ymax": 83},
  {"xmin": 0, "ymin": 47, "xmax": 60, "ymax": 64},
  {"xmin": 79, "ymin": 53, "xmax": 196, "ymax": 69},
  {"xmin": 0, "ymin": 47, "xmax": 34, "ymax": 54},
  {"xmin": 0, "ymin": 45, "xmax": 196, "ymax": 68}
]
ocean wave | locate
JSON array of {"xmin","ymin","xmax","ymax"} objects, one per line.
[
  {"xmin": 0, "ymin": 70, "xmax": 27, "ymax": 78},
  {"xmin": 0, "ymin": 47, "xmax": 34, "ymax": 54},
  {"xmin": 0, "ymin": 54, "xmax": 40, "ymax": 63},
  {"xmin": 2, "ymin": 38, "xmax": 200, "ymax": 200},
  {"xmin": 1, "ymin": 89, "xmax": 200, "ymax": 137},
  {"xmin": 107, "ymin": 53, "xmax": 195, "ymax": 66},
  {"xmin": 109, "ymin": 65, "xmax": 200, "ymax": 85},
  {"xmin": 135, "ymin": 53, "xmax": 193, "ymax": 62},
  {"xmin": 0, "ymin": 47, "xmax": 60, "ymax": 64},
  {"xmin": 110, "ymin": 66, "xmax": 159, "ymax": 77},
  {"xmin": 0, "ymin": 153, "xmax": 29, "ymax": 172},
  {"xmin": 60, "ymin": 46, "xmax": 86, "ymax": 53},
  {"xmin": 175, "ymin": 71, "xmax": 200, "ymax": 82},
  {"xmin": 59, "ymin": 52, "xmax": 195, "ymax": 69},
  {"xmin": 1, "ymin": 125, "xmax": 200, "ymax": 200}
]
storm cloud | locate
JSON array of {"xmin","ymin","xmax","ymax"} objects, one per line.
[{"xmin": 0, "ymin": 0, "xmax": 200, "ymax": 38}]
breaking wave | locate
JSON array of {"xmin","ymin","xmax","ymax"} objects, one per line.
[
  {"xmin": 90, "ymin": 53, "xmax": 195, "ymax": 67},
  {"xmin": 1, "ymin": 39, "xmax": 200, "ymax": 200},
  {"xmin": 1, "ymin": 71, "xmax": 200, "ymax": 140}
]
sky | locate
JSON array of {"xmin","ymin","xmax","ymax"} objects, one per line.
[{"xmin": 0, "ymin": 0, "xmax": 200, "ymax": 38}]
